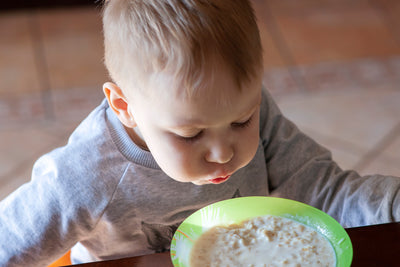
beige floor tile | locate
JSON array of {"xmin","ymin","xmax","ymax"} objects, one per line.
[
  {"xmin": 0, "ymin": 129, "xmax": 58, "ymax": 201},
  {"xmin": 269, "ymin": 1, "xmax": 400, "ymax": 65},
  {"xmin": 276, "ymin": 87, "xmax": 400, "ymax": 175},
  {"xmin": 299, "ymin": 57, "xmax": 400, "ymax": 92},
  {"xmin": 361, "ymin": 160, "xmax": 400, "ymax": 177},
  {"xmin": 0, "ymin": 11, "xmax": 41, "ymax": 97},
  {"xmin": 1, "ymin": 86, "xmax": 104, "ymax": 129},
  {"xmin": 375, "ymin": 131, "xmax": 400, "ymax": 161},
  {"xmin": 51, "ymin": 86, "xmax": 104, "ymax": 122},
  {"xmin": 263, "ymin": 68, "xmax": 301, "ymax": 97},
  {"xmin": 0, "ymin": 167, "xmax": 32, "ymax": 201},
  {"xmin": 37, "ymin": 7, "xmax": 108, "ymax": 90},
  {"xmin": 0, "ymin": 92, "xmax": 47, "ymax": 127},
  {"xmin": 360, "ymin": 134, "xmax": 400, "ymax": 176},
  {"xmin": 0, "ymin": 121, "xmax": 79, "ymax": 201},
  {"xmin": 291, "ymin": 126, "xmax": 364, "ymax": 171},
  {"xmin": 0, "ymin": 127, "xmax": 61, "ymax": 177}
]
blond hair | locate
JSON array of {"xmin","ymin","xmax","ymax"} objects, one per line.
[{"xmin": 102, "ymin": 0, "xmax": 262, "ymax": 98}]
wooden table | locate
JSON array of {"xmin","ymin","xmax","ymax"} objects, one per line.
[{"xmin": 70, "ymin": 222, "xmax": 400, "ymax": 267}]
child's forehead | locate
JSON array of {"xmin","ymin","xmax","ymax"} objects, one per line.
[
  {"xmin": 139, "ymin": 58, "xmax": 257, "ymax": 99},
  {"xmin": 139, "ymin": 65, "xmax": 261, "ymax": 110}
]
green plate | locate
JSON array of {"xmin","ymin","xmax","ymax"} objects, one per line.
[{"xmin": 170, "ymin": 196, "xmax": 352, "ymax": 267}]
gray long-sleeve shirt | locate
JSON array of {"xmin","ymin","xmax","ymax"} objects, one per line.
[{"xmin": 0, "ymin": 87, "xmax": 399, "ymax": 266}]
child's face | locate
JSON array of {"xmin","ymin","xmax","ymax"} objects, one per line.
[{"xmin": 127, "ymin": 66, "xmax": 262, "ymax": 185}]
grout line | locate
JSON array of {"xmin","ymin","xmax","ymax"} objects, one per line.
[
  {"xmin": 298, "ymin": 125, "xmax": 367, "ymax": 155},
  {"xmin": 353, "ymin": 121, "xmax": 400, "ymax": 172},
  {"xmin": 259, "ymin": 1, "xmax": 309, "ymax": 92},
  {"xmin": 28, "ymin": 10, "xmax": 55, "ymax": 122}
]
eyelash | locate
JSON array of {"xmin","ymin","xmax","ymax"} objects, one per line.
[
  {"xmin": 231, "ymin": 116, "xmax": 253, "ymax": 129},
  {"xmin": 179, "ymin": 131, "xmax": 204, "ymax": 143},
  {"xmin": 178, "ymin": 115, "xmax": 254, "ymax": 143}
]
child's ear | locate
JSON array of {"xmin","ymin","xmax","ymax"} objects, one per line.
[{"xmin": 103, "ymin": 82, "xmax": 137, "ymax": 128}]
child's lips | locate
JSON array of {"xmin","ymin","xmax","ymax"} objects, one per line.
[{"xmin": 208, "ymin": 175, "xmax": 231, "ymax": 184}]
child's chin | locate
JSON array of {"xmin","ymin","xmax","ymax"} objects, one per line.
[{"xmin": 191, "ymin": 180, "xmax": 210, "ymax": 186}]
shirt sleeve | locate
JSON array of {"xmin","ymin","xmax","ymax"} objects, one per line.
[
  {"xmin": 0, "ymin": 143, "xmax": 120, "ymax": 267},
  {"xmin": 259, "ymin": 87, "xmax": 400, "ymax": 227}
]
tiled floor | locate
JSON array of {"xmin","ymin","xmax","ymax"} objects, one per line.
[{"xmin": 1, "ymin": 0, "xmax": 399, "ymax": 200}]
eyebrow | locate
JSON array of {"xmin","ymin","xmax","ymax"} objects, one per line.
[{"xmin": 237, "ymin": 97, "xmax": 261, "ymax": 119}]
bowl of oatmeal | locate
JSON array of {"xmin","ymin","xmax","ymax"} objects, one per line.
[{"xmin": 170, "ymin": 196, "xmax": 352, "ymax": 267}]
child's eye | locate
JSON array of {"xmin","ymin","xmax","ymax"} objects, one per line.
[
  {"xmin": 177, "ymin": 131, "xmax": 204, "ymax": 143},
  {"xmin": 231, "ymin": 116, "xmax": 253, "ymax": 129}
]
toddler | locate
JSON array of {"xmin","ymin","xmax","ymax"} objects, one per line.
[{"xmin": 0, "ymin": 0, "xmax": 399, "ymax": 266}]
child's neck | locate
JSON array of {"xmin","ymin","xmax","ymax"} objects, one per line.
[{"xmin": 124, "ymin": 125, "xmax": 149, "ymax": 151}]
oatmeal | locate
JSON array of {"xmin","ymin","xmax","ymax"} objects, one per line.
[{"xmin": 190, "ymin": 215, "xmax": 335, "ymax": 267}]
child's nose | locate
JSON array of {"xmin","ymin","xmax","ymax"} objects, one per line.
[{"xmin": 205, "ymin": 142, "xmax": 234, "ymax": 164}]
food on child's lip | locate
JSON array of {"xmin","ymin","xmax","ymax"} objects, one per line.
[{"xmin": 190, "ymin": 215, "xmax": 336, "ymax": 267}]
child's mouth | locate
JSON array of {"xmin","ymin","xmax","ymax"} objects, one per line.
[{"xmin": 208, "ymin": 175, "xmax": 231, "ymax": 184}]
